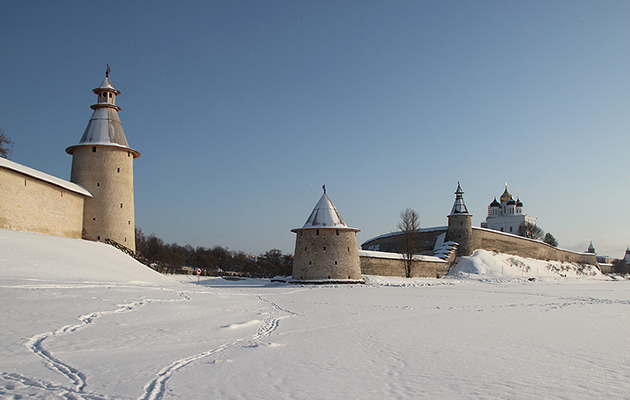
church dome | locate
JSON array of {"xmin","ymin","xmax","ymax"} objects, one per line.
[
  {"xmin": 490, "ymin": 198, "xmax": 500, "ymax": 208},
  {"xmin": 507, "ymin": 198, "xmax": 516, "ymax": 205},
  {"xmin": 516, "ymin": 198, "xmax": 523, "ymax": 207},
  {"xmin": 500, "ymin": 184, "xmax": 513, "ymax": 202}
]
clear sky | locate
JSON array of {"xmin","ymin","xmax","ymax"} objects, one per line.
[{"xmin": 1, "ymin": 1, "xmax": 628, "ymax": 257}]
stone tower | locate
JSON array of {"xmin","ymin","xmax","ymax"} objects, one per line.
[
  {"xmin": 291, "ymin": 187, "xmax": 362, "ymax": 282},
  {"xmin": 447, "ymin": 182, "xmax": 473, "ymax": 256},
  {"xmin": 66, "ymin": 67, "xmax": 140, "ymax": 250}
]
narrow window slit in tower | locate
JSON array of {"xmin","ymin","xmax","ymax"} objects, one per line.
[
  {"xmin": 316, "ymin": 229, "xmax": 319, "ymax": 236},
  {"xmin": 96, "ymin": 182, "xmax": 99, "ymax": 187},
  {"xmin": 92, "ymin": 218, "xmax": 96, "ymax": 221},
  {"xmin": 92, "ymin": 147, "xmax": 96, "ymax": 152},
  {"xmin": 336, "ymin": 229, "xmax": 339, "ymax": 235},
  {"xmin": 117, "ymin": 168, "xmax": 120, "ymax": 173}
]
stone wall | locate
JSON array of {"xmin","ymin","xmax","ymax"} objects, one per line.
[
  {"xmin": 359, "ymin": 251, "xmax": 451, "ymax": 278},
  {"xmin": 361, "ymin": 227, "xmax": 448, "ymax": 254},
  {"xmin": 0, "ymin": 167, "xmax": 86, "ymax": 239},
  {"xmin": 471, "ymin": 227, "xmax": 597, "ymax": 264}
]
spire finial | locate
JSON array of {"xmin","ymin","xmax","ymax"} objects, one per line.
[
  {"xmin": 106, "ymin": 64, "xmax": 111, "ymax": 77},
  {"xmin": 322, "ymin": 184, "xmax": 326, "ymax": 194}
]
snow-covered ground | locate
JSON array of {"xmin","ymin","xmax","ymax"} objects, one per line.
[{"xmin": 1, "ymin": 229, "xmax": 629, "ymax": 399}]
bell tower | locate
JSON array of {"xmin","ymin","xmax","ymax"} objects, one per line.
[{"xmin": 66, "ymin": 67, "xmax": 140, "ymax": 250}]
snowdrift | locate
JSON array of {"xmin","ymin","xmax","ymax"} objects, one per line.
[{"xmin": 448, "ymin": 249, "xmax": 602, "ymax": 280}]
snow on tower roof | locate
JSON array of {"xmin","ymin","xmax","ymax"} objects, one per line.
[
  {"xmin": 292, "ymin": 190, "xmax": 359, "ymax": 232},
  {"xmin": 97, "ymin": 76, "xmax": 116, "ymax": 91}
]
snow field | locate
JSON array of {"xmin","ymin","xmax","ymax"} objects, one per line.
[{"xmin": 1, "ymin": 229, "xmax": 629, "ymax": 399}]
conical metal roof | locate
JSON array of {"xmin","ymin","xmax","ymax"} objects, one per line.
[
  {"xmin": 292, "ymin": 190, "xmax": 359, "ymax": 232},
  {"xmin": 449, "ymin": 182, "xmax": 470, "ymax": 215},
  {"xmin": 66, "ymin": 69, "xmax": 140, "ymax": 158}
]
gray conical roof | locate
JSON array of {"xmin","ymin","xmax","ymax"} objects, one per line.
[
  {"xmin": 66, "ymin": 71, "xmax": 140, "ymax": 158},
  {"xmin": 449, "ymin": 182, "xmax": 470, "ymax": 215},
  {"xmin": 292, "ymin": 191, "xmax": 359, "ymax": 232}
]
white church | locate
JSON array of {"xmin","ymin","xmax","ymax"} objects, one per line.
[{"xmin": 480, "ymin": 183, "xmax": 537, "ymax": 234}]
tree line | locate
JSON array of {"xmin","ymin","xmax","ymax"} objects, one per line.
[{"xmin": 135, "ymin": 228, "xmax": 293, "ymax": 278}]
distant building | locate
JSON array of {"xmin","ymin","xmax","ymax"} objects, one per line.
[{"xmin": 480, "ymin": 183, "xmax": 536, "ymax": 235}]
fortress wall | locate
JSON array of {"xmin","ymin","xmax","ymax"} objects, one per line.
[
  {"xmin": 361, "ymin": 228, "xmax": 448, "ymax": 253},
  {"xmin": 360, "ymin": 252, "xmax": 450, "ymax": 278},
  {"xmin": 0, "ymin": 167, "xmax": 85, "ymax": 239},
  {"xmin": 471, "ymin": 227, "xmax": 597, "ymax": 265}
]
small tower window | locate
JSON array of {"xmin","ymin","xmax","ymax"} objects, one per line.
[
  {"xmin": 120, "ymin": 203, "xmax": 123, "ymax": 208},
  {"xmin": 316, "ymin": 229, "xmax": 319, "ymax": 236},
  {"xmin": 323, "ymin": 246, "xmax": 326, "ymax": 252},
  {"xmin": 128, "ymin": 221, "xmax": 131, "ymax": 225},
  {"xmin": 96, "ymin": 183, "xmax": 100, "ymax": 187},
  {"xmin": 92, "ymin": 147, "xmax": 96, "ymax": 152},
  {"xmin": 304, "ymin": 247, "xmax": 307, "ymax": 252},
  {"xmin": 335, "ymin": 261, "xmax": 338, "ymax": 265},
  {"xmin": 97, "ymin": 236, "xmax": 100, "ymax": 240},
  {"xmin": 309, "ymin": 261, "xmax": 312, "ymax": 266},
  {"xmin": 117, "ymin": 168, "xmax": 120, "ymax": 173},
  {"xmin": 336, "ymin": 229, "xmax": 339, "ymax": 236},
  {"xmin": 92, "ymin": 218, "xmax": 96, "ymax": 221}
]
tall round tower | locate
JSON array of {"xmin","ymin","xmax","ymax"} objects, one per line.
[
  {"xmin": 66, "ymin": 67, "xmax": 140, "ymax": 250},
  {"xmin": 447, "ymin": 182, "xmax": 473, "ymax": 256},
  {"xmin": 291, "ymin": 187, "xmax": 362, "ymax": 282}
]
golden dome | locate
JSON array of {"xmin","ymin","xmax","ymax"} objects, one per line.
[{"xmin": 499, "ymin": 183, "xmax": 513, "ymax": 202}]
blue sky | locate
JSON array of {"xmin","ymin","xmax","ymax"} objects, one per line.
[{"xmin": 1, "ymin": 1, "xmax": 628, "ymax": 257}]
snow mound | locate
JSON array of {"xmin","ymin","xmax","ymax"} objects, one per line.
[
  {"xmin": 0, "ymin": 228, "xmax": 177, "ymax": 286},
  {"xmin": 447, "ymin": 249, "xmax": 602, "ymax": 281}
]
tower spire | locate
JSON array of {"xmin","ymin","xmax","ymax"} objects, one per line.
[
  {"xmin": 65, "ymin": 69, "xmax": 139, "ymax": 158},
  {"xmin": 449, "ymin": 182, "xmax": 470, "ymax": 215}
]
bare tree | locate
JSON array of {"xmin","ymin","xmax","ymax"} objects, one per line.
[
  {"xmin": 518, "ymin": 222, "xmax": 544, "ymax": 240},
  {"xmin": 543, "ymin": 232, "xmax": 558, "ymax": 247},
  {"xmin": 0, "ymin": 128, "xmax": 13, "ymax": 159},
  {"xmin": 398, "ymin": 208, "xmax": 420, "ymax": 278}
]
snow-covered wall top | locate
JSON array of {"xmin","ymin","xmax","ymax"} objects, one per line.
[{"xmin": 0, "ymin": 157, "xmax": 92, "ymax": 197}]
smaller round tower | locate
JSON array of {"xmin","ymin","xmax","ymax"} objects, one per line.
[
  {"xmin": 447, "ymin": 183, "xmax": 473, "ymax": 256},
  {"xmin": 66, "ymin": 67, "xmax": 140, "ymax": 250},
  {"xmin": 291, "ymin": 187, "xmax": 362, "ymax": 282}
]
